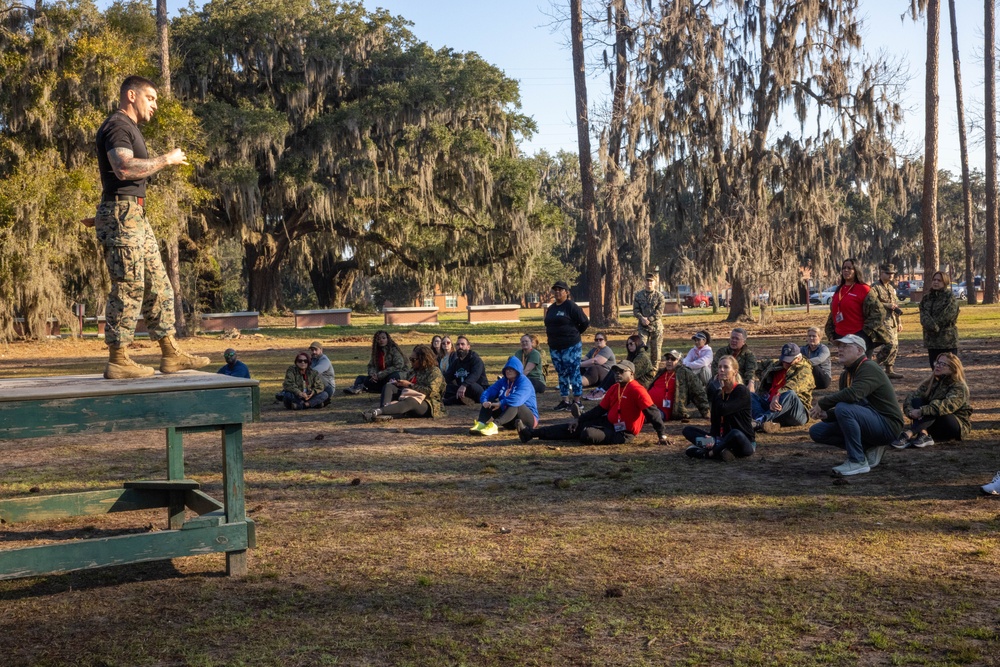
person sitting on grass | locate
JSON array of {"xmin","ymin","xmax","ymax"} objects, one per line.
[
  {"xmin": 707, "ymin": 328, "xmax": 757, "ymax": 401},
  {"xmin": 891, "ymin": 352, "xmax": 972, "ymax": 449},
  {"xmin": 751, "ymin": 343, "xmax": 814, "ymax": 433},
  {"xmin": 469, "ymin": 356, "xmax": 539, "ymax": 437},
  {"xmin": 683, "ymin": 355, "xmax": 755, "ymax": 461},
  {"xmin": 217, "ymin": 348, "xmax": 250, "ymax": 378},
  {"xmin": 580, "ymin": 332, "xmax": 616, "ymax": 390},
  {"xmin": 431, "ymin": 335, "xmax": 443, "ymax": 359},
  {"xmin": 518, "ymin": 360, "xmax": 669, "ymax": 446},
  {"xmin": 308, "ymin": 341, "xmax": 335, "ymax": 402},
  {"xmin": 647, "ymin": 349, "xmax": 711, "ymax": 421},
  {"xmin": 438, "ymin": 336, "xmax": 454, "ymax": 373},
  {"xmin": 281, "ymin": 351, "xmax": 329, "ymax": 410},
  {"xmin": 344, "ymin": 331, "xmax": 407, "ymax": 396},
  {"xmin": 585, "ymin": 334, "xmax": 654, "ymax": 401},
  {"xmin": 802, "ymin": 326, "xmax": 832, "ymax": 390},
  {"xmin": 808, "ymin": 335, "xmax": 904, "ymax": 477},
  {"xmin": 516, "ymin": 333, "xmax": 547, "ymax": 395},
  {"xmin": 443, "ymin": 335, "xmax": 489, "ymax": 405},
  {"xmin": 362, "ymin": 345, "xmax": 445, "ymax": 423},
  {"xmin": 682, "ymin": 330, "xmax": 714, "ymax": 386}
]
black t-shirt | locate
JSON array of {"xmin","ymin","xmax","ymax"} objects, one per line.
[
  {"xmin": 95, "ymin": 111, "xmax": 148, "ymax": 198},
  {"xmin": 544, "ymin": 299, "xmax": 590, "ymax": 350}
]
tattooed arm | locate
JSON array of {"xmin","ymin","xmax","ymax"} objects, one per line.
[{"xmin": 107, "ymin": 147, "xmax": 187, "ymax": 180}]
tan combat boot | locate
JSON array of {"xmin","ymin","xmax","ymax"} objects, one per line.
[
  {"xmin": 104, "ymin": 344, "xmax": 155, "ymax": 380},
  {"xmin": 158, "ymin": 335, "xmax": 211, "ymax": 374}
]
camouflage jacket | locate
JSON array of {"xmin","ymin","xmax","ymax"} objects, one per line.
[
  {"xmin": 712, "ymin": 345, "xmax": 758, "ymax": 386},
  {"xmin": 647, "ymin": 364, "xmax": 711, "ymax": 419},
  {"xmin": 282, "ymin": 366, "xmax": 326, "ymax": 395},
  {"xmin": 903, "ymin": 376, "xmax": 972, "ymax": 438},
  {"xmin": 632, "ymin": 289, "xmax": 664, "ymax": 331},
  {"xmin": 367, "ymin": 344, "xmax": 408, "ymax": 380},
  {"xmin": 919, "ymin": 289, "xmax": 960, "ymax": 349},
  {"xmin": 411, "ymin": 366, "xmax": 447, "ymax": 418},
  {"xmin": 870, "ymin": 280, "xmax": 901, "ymax": 330},
  {"xmin": 756, "ymin": 356, "xmax": 816, "ymax": 410},
  {"xmin": 630, "ymin": 349, "xmax": 655, "ymax": 386}
]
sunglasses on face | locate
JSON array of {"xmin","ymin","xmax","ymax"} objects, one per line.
[
  {"xmin": 296, "ymin": 359, "xmax": 309, "ymax": 364},
  {"xmin": 595, "ymin": 338, "xmax": 605, "ymax": 342}
]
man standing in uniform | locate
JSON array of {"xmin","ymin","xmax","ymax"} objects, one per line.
[
  {"xmin": 94, "ymin": 76, "xmax": 209, "ymax": 379},
  {"xmin": 633, "ymin": 273, "xmax": 664, "ymax": 365},
  {"xmin": 871, "ymin": 264, "xmax": 904, "ymax": 379}
]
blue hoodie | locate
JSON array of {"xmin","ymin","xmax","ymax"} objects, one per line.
[{"xmin": 481, "ymin": 355, "xmax": 539, "ymax": 426}]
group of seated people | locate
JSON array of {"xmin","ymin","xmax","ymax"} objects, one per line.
[{"xmin": 257, "ymin": 324, "xmax": 992, "ymax": 493}]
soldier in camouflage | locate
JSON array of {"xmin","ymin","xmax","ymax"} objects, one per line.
[
  {"xmin": 871, "ymin": 264, "xmax": 904, "ymax": 379},
  {"xmin": 633, "ymin": 273, "xmax": 664, "ymax": 364},
  {"xmin": 94, "ymin": 75, "xmax": 210, "ymax": 379}
]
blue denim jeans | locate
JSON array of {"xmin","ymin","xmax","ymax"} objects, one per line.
[
  {"xmin": 809, "ymin": 401, "xmax": 896, "ymax": 463},
  {"xmin": 751, "ymin": 391, "xmax": 808, "ymax": 427},
  {"xmin": 550, "ymin": 342, "xmax": 583, "ymax": 398}
]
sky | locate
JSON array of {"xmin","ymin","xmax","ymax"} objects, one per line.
[{"xmin": 147, "ymin": 0, "xmax": 987, "ymax": 173}]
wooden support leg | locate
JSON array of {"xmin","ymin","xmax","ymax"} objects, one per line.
[
  {"xmin": 166, "ymin": 427, "xmax": 186, "ymax": 530},
  {"xmin": 221, "ymin": 423, "xmax": 248, "ymax": 576}
]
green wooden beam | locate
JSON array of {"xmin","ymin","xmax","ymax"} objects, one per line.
[
  {"xmin": 0, "ymin": 488, "xmax": 169, "ymax": 523},
  {"xmin": 0, "ymin": 522, "xmax": 251, "ymax": 580}
]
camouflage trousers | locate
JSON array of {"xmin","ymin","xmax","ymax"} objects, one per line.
[
  {"xmin": 638, "ymin": 325, "xmax": 663, "ymax": 366},
  {"xmin": 875, "ymin": 327, "xmax": 899, "ymax": 370},
  {"xmin": 94, "ymin": 200, "xmax": 175, "ymax": 345}
]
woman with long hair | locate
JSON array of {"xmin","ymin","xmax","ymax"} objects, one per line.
[
  {"xmin": 682, "ymin": 355, "xmax": 755, "ymax": 461},
  {"xmin": 891, "ymin": 352, "xmax": 972, "ymax": 449},
  {"xmin": 431, "ymin": 335, "xmax": 443, "ymax": 358},
  {"xmin": 919, "ymin": 271, "xmax": 960, "ymax": 368},
  {"xmin": 362, "ymin": 345, "xmax": 445, "ymax": 422},
  {"xmin": 438, "ymin": 336, "xmax": 454, "ymax": 373},
  {"xmin": 586, "ymin": 334, "xmax": 653, "ymax": 400},
  {"xmin": 344, "ymin": 330, "xmax": 407, "ymax": 396},
  {"xmin": 824, "ymin": 258, "xmax": 886, "ymax": 352}
]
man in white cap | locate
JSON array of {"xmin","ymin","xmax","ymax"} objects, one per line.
[
  {"xmin": 808, "ymin": 334, "xmax": 904, "ymax": 476},
  {"xmin": 309, "ymin": 341, "xmax": 335, "ymax": 403},
  {"xmin": 751, "ymin": 343, "xmax": 814, "ymax": 433}
]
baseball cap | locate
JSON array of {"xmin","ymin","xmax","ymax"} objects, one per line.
[
  {"xmin": 611, "ymin": 360, "xmax": 636, "ymax": 374},
  {"xmin": 691, "ymin": 331, "xmax": 707, "ymax": 341},
  {"xmin": 664, "ymin": 349, "xmax": 681, "ymax": 360},
  {"xmin": 835, "ymin": 334, "xmax": 867, "ymax": 349},
  {"xmin": 779, "ymin": 343, "xmax": 800, "ymax": 362},
  {"xmin": 223, "ymin": 348, "xmax": 237, "ymax": 360},
  {"xmin": 879, "ymin": 263, "xmax": 897, "ymax": 274},
  {"xmin": 551, "ymin": 280, "xmax": 570, "ymax": 291},
  {"xmin": 308, "ymin": 341, "xmax": 323, "ymax": 350}
]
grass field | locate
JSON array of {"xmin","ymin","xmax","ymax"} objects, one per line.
[{"xmin": 1, "ymin": 304, "xmax": 999, "ymax": 666}]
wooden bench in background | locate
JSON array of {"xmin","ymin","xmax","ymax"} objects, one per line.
[
  {"xmin": 467, "ymin": 304, "xmax": 521, "ymax": 324},
  {"xmin": 383, "ymin": 306, "xmax": 439, "ymax": 326},
  {"xmin": 200, "ymin": 311, "xmax": 260, "ymax": 333},
  {"xmin": 0, "ymin": 372, "xmax": 260, "ymax": 580},
  {"xmin": 293, "ymin": 308, "xmax": 352, "ymax": 329},
  {"xmin": 13, "ymin": 317, "xmax": 60, "ymax": 337}
]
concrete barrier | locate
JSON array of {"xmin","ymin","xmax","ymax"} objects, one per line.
[
  {"xmin": 13, "ymin": 318, "xmax": 60, "ymax": 337},
  {"xmin": 293, "ymin": 308, "xmax": 352, "ymax": 328},
  {"xmin": 200, "ymin": 311, "xmax": 260, "ymax": 333},
  {"xmin": 542, "ymin": 301, "xmax": 590, "ymax": 318},
  {"xmin": 384, "ymin": 306, "xmax": 439, "ymax": 326},
  {"xmin": 468, "ymin": 304, "xmax": 520, "ymax": 324}
]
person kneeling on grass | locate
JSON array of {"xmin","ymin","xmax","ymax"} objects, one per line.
[
  {"xmin": 469, "ymin": 356, "xmax": 539, "ymax": 437},
  {"xmin": 808, "ymin": 335, "xmax": 904, "ymax": 477},
  {"xmin": 892, "ymin": 352, "xmax": 972, "ymax": 450},
  {"xmin": 361, "ymin": 345, "xmax": 445, "ymax": 423},
  {"xmin": 683, "ymin": 355, "xmax": 756, "ymax": 462},
  {"xmin": 751, "ymin": 343, "xmax": 814, "ymax": 433},
  {"xmin": 281, "ymin": 351, "xmax": 329, "ymax": 410},
  {"xmin": 518, "ymin": 360, "xmax": 668, "ymax": 446}
]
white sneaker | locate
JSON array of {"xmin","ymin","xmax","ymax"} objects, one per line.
[
  {"xmin": 833, "ymin": 459, "xmax": 870, "ymax": 476},
  {"xmin": 981, "ymin": 471, "xmax": 1000, "ymax": 496},
  {"xmin": 866, "ymin": 445, "xmax": 887, "ymax": 468}
]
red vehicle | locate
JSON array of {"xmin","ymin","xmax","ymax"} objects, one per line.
[{"xmin": 683, "ymin": 292, "xmax": 712, "ymax": 308}]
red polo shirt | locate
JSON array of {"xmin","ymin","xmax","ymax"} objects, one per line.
[{"xmin": 600, "ymin": 380, "xmax": 655, "ymax": 435}]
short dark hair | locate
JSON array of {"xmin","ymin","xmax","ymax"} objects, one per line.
[
  {"xmin": 120, "ymin": 75, "xmax": 157, "ymax": 98},
  {"xmin": 456, "ymin": 335, "xmax": 470, "ymax": 345}
]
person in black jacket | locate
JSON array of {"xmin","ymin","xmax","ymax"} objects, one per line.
[
  {"xmin": 683, "ymin": 355, "xmax": 756, "ymax": 461},
  {"xmin": 443, "ymin": 335, "xmax": 489, "ymax": 405},
  {"xmin": 544, "ymin": 280, "xmax": 590, "ymax": 412}
]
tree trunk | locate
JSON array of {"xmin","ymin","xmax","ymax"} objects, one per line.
[
  {"xmin": 949, "ymin": 0, "xmax": 977, "ymax": 304},
  {"xmin": 309, "ymin": 255, "xmax": 361, "ymax": 308},
  {"xmin": 921, "ymin": 0, "xmax": 941, "ymax": 276},
  {"xmin": 601, "ymin": 0, "xmax": 628, "ymax": 326},
  {"xmin": 986, "ymin": 0, "xmax": 999, "ymax": 303},
  {"xmin": 571, "ymin": 0, "xmax": 604, "ymax": 324},
  {"xmin": 157, "ymin": 0, "xmax": 171, "ymax": 97},
  {"xmin": 245, "ymin": 236, "xmax": 287, "ymax": 312},
  {"xmin": 724, "ymin": 276, "xmax": 756, "ymax": 323}
]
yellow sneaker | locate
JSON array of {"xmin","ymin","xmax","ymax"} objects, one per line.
[
  {"xmin": 480, "ymin": 422, "xmax": 499, "ymax": 436},
  {"xmin": 469, "ymin": 421, "xmax": 487, "ymax": 434}
]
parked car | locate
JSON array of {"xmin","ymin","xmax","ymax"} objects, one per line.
[
  {"xmin": 952, "ymin": 282, "xmax": 967, "ymax": 300},
  {"xmin": 819, "ymin": 286, "xmax": 838, "ymax": 305},
  {"xmin": 683, "ymin": 292, "xmax": 712, "ymax": 308},
  {"xmin": 897, "ymin": 280, "xmax": 923, "ymax": 300}
]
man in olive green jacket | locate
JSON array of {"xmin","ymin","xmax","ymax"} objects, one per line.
[
  {"xmin": 708, "ymin": 328, "xmax": 757, "ymax": 401},
  {"xmin": 809, "ymin": 335, "xmax": 904, "ymax": 477},
  {"xmin": 751, "ymin": 343, "xmax": 815, "ymax": 433}
]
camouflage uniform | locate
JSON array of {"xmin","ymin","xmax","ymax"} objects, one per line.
[
  {"xmin": 633, "ymin": 288, "xmax": 664, "ymax": 364},
  {"xmin": 919, "ymin": 289, "xmax": 960, "ymax": 350},
  {"xmin": 94, "ymin": 200, "xmax": 175, "ymax": 346},
  {"xmin": 647, "ymin": 364, "xmax": 711, "ymax": 420},
  {"xmin": 412, "ymin": 365, "xmax": 447, "ymax": 418},
  {"xmin": 712, "ymin": 345, "xmax": 758, "ymax": 387},
  {"xmin": 870, "ymin": 280, "xmax": 902, "ymax": 373}
]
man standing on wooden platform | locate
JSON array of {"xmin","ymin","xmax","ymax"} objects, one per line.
[{"xmin": 94, "ymin": 75, "xmax": 209, "ymax": 379}]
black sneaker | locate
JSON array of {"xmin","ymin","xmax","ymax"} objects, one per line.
[
  {"xmin": 512, "ymin": 418, "xmax": 525, "ymax": 434},
  {"xmin": 553, "ymin": 400, "xmax": 571, "ymax": 412},
  {"xmin": 361, "ymin": 409, "xmax": 377, "ymax": 423},
  {"xmin": 685, "ymin": 445, "xmax": 707, "ymax": 459},
  {"xmin": 570, "ymin": 402, "xmax": 583, "ymax": 419},
  {"xmin": 912, "ymin": 433, "xmax": 935, "ymax": 448},
  {"xmin": 518, "ymin": 424, "xmax": 534, "ymax": 443},
  {"xmin": 344, "ymin": 385, "xmax": 362, "ymax": 395}
]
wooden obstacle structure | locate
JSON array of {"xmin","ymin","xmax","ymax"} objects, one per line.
[
  {"xmin": 467, "ymin": 304, "xmax": 521, "ymax": 324},
  {"xmin": 0, "ymin": 371, "xmax": 259, "ymax": 580},
  {"xmin": 383, "ymin": 306, "xmax": 439, "ymax": 326}
]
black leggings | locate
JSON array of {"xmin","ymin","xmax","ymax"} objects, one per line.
[
  {"xmin": 380, "ymin": 397, "xmax": 431, "ymax": 418},
  {"xmin": 528, "ymin": 377, "xmax": 547, "ymax": 394},
  {"xmin": 907, "ymin": 397, "xmax": 964, "ymax": 441},
  {"xmin": 531, "ymin": 422, "xmax": 632, "ymax": 445},
  {"xmin": 477, "ymin": 404, "xmax": 535, "ymax": 429},
  {"xmin": 354, "ymin": 372, "xmax": 400, "ymax": 394},
  {"xmin": 682, "ymin": 426, "xmax": 756, "ymax": 458}
]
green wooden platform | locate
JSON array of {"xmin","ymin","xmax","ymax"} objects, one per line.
[{"xmin": 0, "ymin": 371, "xmax": 260, "ymax": 580}]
